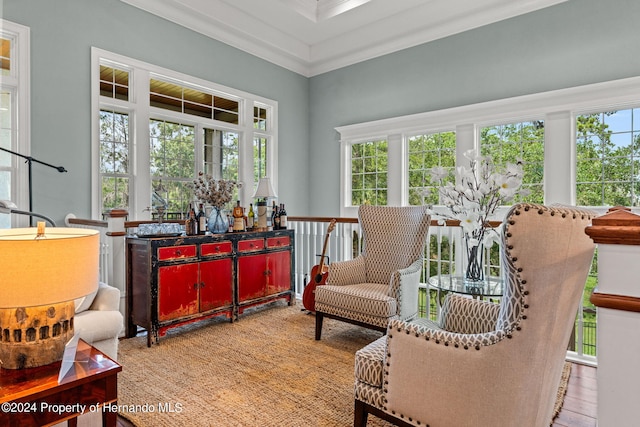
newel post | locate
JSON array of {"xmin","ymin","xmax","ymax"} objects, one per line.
[
  {"xmin": 585, "ymin": 206, "xmax": 640, "ymax": 427},
  {"xmin": 104, "ymin": 208, "xmax": 128, "ymax": 318}
]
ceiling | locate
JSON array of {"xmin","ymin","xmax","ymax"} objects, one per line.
[{"xmin": 121, "ymin": 0, "xmax": 568, "ymax": 77}]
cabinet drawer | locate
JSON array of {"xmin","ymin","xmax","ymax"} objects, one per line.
[
  {"xmin": 238, "ymin": 238, "xmax": 265, "ymax": 252},
  {"xmin": 158, "ymin": 245, "xmax": 197, "ymax": 261},
  {"xmin": 201, "ymin": 241, "xmax": 233, "ymax": 256},
  {"xmin": 266, "ymin": 236, "xmax": 290, "ymax": 248}
]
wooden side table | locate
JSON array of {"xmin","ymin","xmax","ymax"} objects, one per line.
[{"xmin": 0, "ymin": 339, "xmax": 122, "ymax": 427}]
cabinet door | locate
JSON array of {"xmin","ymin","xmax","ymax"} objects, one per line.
[
  {"xmin": 158, "ymin": 263, "xmax": 199, "ymax": 321},
  {"xmin": 237, "ymin": 254, "xmax": 267, "ymax": 302},
  {"xmin": 199, "ymin": 258, "xmax": 233, "ymax": 312},
  {"xmin": 266, "ymin": 251, "xmax": 291, "ymax": 296}
]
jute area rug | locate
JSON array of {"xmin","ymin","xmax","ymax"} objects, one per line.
[{"xmin": 117, "ymin": 302, "xmax": 570, "ymax": 427}]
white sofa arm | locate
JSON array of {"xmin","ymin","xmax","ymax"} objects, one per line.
[{"xmin": 89, "ymin": 282, "xmax": 121, "ymax": 312}]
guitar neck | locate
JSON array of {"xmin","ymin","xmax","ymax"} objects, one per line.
[{"xmin": 318, "ymin": 220, "xmax": 336, "ymax": 270}]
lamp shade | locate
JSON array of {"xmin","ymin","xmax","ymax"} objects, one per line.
[
  {"xmin": 0, "ymin": 227, "xmax": 100, "ymax": 308},
  {"xmin": 253, "ymin": 177, "xmax": 277, "ymax": 199}
]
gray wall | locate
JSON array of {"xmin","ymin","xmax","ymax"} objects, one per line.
[
  {"xmin": 1, "ymin": 0, "xmax": 309, "ymax": 224},
  {"xmin": 3, "ymin": 0, "xmax": 640, "ymax": 221},
  {"xmin": 308, "ymin": 0, "xmax": 640, "ymax": 215}
]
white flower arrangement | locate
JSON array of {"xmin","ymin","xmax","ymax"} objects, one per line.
[
  {"xmin": 193, "ymin": 172, "xmax": 240, "ymax": 210},
  {"xmin": 428, "ymin": 149, "xmax": 528, "ymax": 246}
]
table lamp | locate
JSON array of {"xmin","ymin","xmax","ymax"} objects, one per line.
[
  {"xmin": 253, "ymin": 177, "xmax": 277, "ymax": 230},
  {"xmin": 0, "ymin": 224, "xmax": 99, "ymax": 369}
]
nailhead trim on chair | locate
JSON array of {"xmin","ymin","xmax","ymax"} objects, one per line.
[{"xmin": 354, "ymin": 203, "xmax": 597, "ymax": 427}]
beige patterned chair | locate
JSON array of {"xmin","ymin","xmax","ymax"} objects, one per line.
[
  {"xmin": 314, "ymin": 205, "xmax": 431, "ymax": 340},
  {"xmin": 353, "ymin": 203, "xmax": 596, "ymax": 427}
]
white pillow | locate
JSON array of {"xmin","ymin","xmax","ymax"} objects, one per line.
[{"xmin": 74, "ymin": 289, "xmax": 98, "ymax": 313}]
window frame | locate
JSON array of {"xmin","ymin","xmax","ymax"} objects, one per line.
[
  {"xmin": 91, "ymin": 47, "xmax": 278, "ymax": 220},
  {"xmin": 0, "ymin": 20, "xmax": 30, "ymax": 227},
  {"xmin": 337, "ymin": 77, "xmax": 640, "ymax": 217}
]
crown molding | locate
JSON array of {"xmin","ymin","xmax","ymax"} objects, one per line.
[
  {"xmin": 121, "ymin": 0, "xmax": 569, "ymax": 77},
  {"xmin": 336, "ymin": 76, "xmax": 640, "ymax": 142}
]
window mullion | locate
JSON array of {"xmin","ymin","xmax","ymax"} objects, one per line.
[
  {"xmin": 387, "ymin": 134, "xmax": 402, "ymax": 206},
  {"xmin": 455, "ymin": 124, "xmax": 476, "ymax": 172},
  {"xmin": 134, "ymin": 68, "xmax": 151, "ymax": 219},
  {"xmin": 239, "ymin": 101, "xmax": 254, "ymax": 207},
  {"xmin": 544, "ymin": 111, "xmax": 574, "ymax": 205}
]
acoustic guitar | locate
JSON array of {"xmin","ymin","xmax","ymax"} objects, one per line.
[{"xmin": 302, "ymin": 219, "xmax": 336, "ymax": 312}]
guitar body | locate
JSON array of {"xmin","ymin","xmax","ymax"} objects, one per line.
[
  {"xmin": 302, "ymin": 264, "xmax": 328, "ymax": 312},
  {"xmin": 302, "ymin": 219, "xmax": 336, "ymax": 313}
]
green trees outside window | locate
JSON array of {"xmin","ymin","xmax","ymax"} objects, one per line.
[{"xmin": 351, "ymin": 140, "xmax": 388, "ymax": 206}]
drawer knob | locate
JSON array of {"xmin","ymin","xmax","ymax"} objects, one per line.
[{"xmin": 176, "ymin": 250, "xmax": 182, "ymax": 256}]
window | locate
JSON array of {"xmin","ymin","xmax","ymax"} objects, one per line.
[
  {"xmin": 408, "ymin": 131, "xmax": 456, "ymax": 206},
  {"xmin": 0, "ymin": 20, "xmax": 29, "ymax": 228},
  {"xmin": 100, "ymin": 65, "xmax": 129, "ymax": 101},
  {"xmin": 576, "ymin": 108, "xmax": 640, "ymax": 207},
  {"xmin": 100, "ymin": 110, "xmax": 130, "ymax": 211},
  {"xmin": 337, "ymin": 76, "xmax": 640, "ymax": 218},
  {"xmin": 93, "ymin": 48, "xmax": 278, "ymax": 219},
  {"xmin": 149, "ymin": 119, "xmax": 195, "ymax": 214},
  {"xmin": 253, "ymin": 136, "xmax": 267, "ymax": 185},
  {"xmin": 254, "ymin": 106, "xmax": 267, "ymax": 130},
  {"xmin": 350, "ymin": 139, "xmax": 387, "ymax": 206},
  {"xmin": 481, "ymin": 121, "xmax": 545, "ymax": 203},
  {"xmin": 204, "ymin": 128, "xmax": 238, "ymax": 179},
  {"xmin": 150, "ymin": 78, "xmax": 239, "ymax": 124},
  {"xmin": 1, "ymin": 36, "xmax": 10, "ymax": 76}
]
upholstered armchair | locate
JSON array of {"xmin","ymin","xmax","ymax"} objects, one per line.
[
  {"xmin": 353, "ymin": 203, "xmax": 596, "ymax": 427},
  {"xmin": 314, "ymin": 205, "xmax": 431, "ymax": 340},
  {"xmin": 74, "ymin": 282, "xmax": 124, "ymax": 360}
]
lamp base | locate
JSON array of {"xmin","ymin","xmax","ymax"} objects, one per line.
[{"xmin": 0, "ymin": 301, "xmax": 75, "ymax": 369}]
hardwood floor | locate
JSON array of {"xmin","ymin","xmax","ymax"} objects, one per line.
[
  {"xmin": 552, "ymin": 363, "xmax": 598, "ymax": 427},
  {"xmin": 116, "ymin": 362, "xmax": 597, "ymax": 427}
]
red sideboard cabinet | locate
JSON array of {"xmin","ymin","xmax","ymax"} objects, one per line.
[{"xmin": 126, "ymin": 229, "xmax": 294, "ymax": 346}]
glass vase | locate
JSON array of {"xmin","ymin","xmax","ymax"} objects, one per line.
[
  {"xmin": 463, "ymin": 234, "xmax": 485, "ymax": 284},
  {"xmin": 208, "ymin": 207, "xmax": 228, "ymax": 234}
]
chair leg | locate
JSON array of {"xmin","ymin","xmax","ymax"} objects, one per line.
[
  {"xmin": 354, "ymin": 399, "xmax": 368, "ymax": 427},
  {"xmin": 315, "ymin": 312, "xmax": 323, "ymax": 340}
]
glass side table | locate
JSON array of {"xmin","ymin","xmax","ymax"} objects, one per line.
[{"xmin": 428, "ymin": 275, "xmax": 504, "ymax": 298}]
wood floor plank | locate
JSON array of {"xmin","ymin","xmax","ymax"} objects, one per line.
[{"xmin": 552, "ymin": 363, "xmax": 597, "ymax": 427}]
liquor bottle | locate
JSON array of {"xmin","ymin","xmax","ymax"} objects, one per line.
[
  {"xmin": 270, "ymin": 201, "xmax": 277, "ymax": 230},
  {"xmin": 279, "ymin": 203, "xmax": 287, "ymax": 229},
  {"xmin": 185, "ymin": 204, "xmax": 196, "ymax": 235},
  {"xmin": 227, "ymin": 214, "xmax": 234, "ymax": 233},
  {"xmin": 197, "ymin": 203, "xmax": 207, "ymax": 234},
  {"xmin": 191, "ymin": 209, "xmax": 199, "ymax": 235},
  {"xmin": 273, "ymin": 205, "xmax": 281, "ymax": 230},
  {"xmin": 233, "ymin": 200, "xmax": 245, "ymax": 232},
  {"xmin": 247, "ymin": 203, "xmax": 255, "ymax": 231}
]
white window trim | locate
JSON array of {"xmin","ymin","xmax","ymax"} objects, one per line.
[
  {"xmin": 91, "ymin": 47, "xmax": 278, "ymax": 220},
  {"xmin": 0, "ymin": 20, "xmax": 30, "ymax": 226},
  {"xmin": 336, "ymin": 76, "xmax": 640, "ymax": 217}
]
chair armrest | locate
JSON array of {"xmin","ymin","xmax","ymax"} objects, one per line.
[
  {"xmin": 390, "ymin": 258, "xmax": 423, "ymax": 320},
  {"xmin": 326, "ymin": 255, "xmax": 367, "ymax": 286},
  {"xmin": 89, "ymin": 283, "xmax": 121, "ymax": 312},
  {"xmin": 382, "ymin": 319, "xmax": 513, "ymax": 426},
  {"xmin": 439, "ymin": 293, "xmax": 500, "ymax": 334}
]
